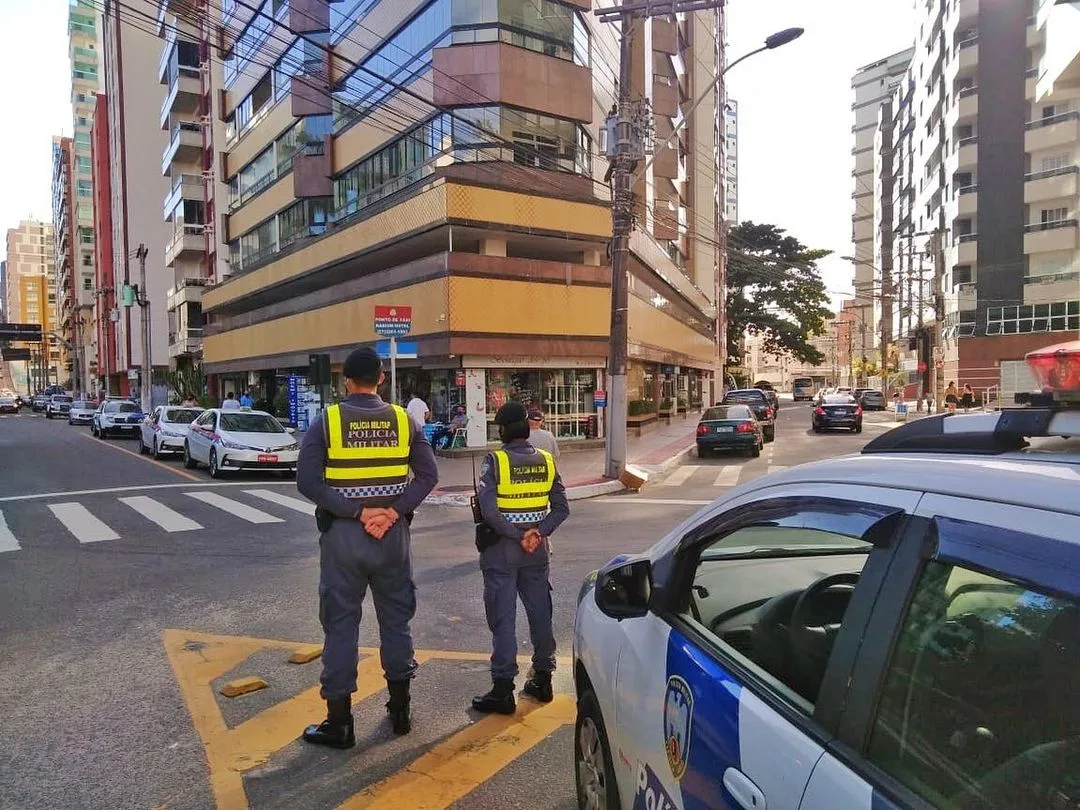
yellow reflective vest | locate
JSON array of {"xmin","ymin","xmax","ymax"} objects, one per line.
[
  {"xmin": 493, "ymin": 448, "xmax": 556, "ymax": 525},
  {"xmin": 323, "ymin": 402, "xmax": 410, "ymax": 506}
]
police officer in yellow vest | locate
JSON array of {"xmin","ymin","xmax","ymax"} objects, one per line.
[
  {"xmin": 472, "ymin": 401, "xmax": 570, "ymax": 714},
  {"xmin": 296, "ymin": 347, "xmax": 438, "ymax": 748}
]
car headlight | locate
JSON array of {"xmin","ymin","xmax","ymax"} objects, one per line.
[
  {"xmin": 281, "ymin": 442, "xmax": 299, "ymax": 452},
  {"xmin": 218, "ymin": 438, "xmax": 246, "ymax": 450}
]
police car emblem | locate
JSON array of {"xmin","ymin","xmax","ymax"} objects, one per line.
[{"xmin": 663, "ymin": 675, "xmax": 693, "ymax": 781}]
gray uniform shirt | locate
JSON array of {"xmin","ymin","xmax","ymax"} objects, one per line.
[
  {"xmin": 297, "ymin": 393, "xmax": 438, "ymax": 517},
  {"xmin": 477, "ymin": 438, "xmax": 569, "ymax": 540}
]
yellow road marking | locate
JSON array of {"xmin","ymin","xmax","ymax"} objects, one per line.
[
  {"xmin": 337, "ymin": 695, "xmax": 576, "ymax": 810},
  {"xmin": 80, "ymin": 431, "xmax": 202, "ymax": 481},
  {"xmin": 164, "ymin": 629, "xmax": 572, "ymax": 810}
]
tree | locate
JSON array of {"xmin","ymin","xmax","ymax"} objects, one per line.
[
  {"xmin": 726, "ymin": 221, "xmax": 833, "ymax": 366},
  {"xmin": 164, "ymin": 363, "xmax": 207, "ymax": 405}
]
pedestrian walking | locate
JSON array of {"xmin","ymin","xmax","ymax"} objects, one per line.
[
  {"xmin": 296, "ymin": 347, "xmax": 438, "ymax": 748},
  {"xmin": 239, "ymin": 389, "xmax": 254, "ymax": 408},
  {"xmin": 405, "ymin": 390, "xmax": 430, "ymax": 426},
  {"xmin": 472, "ymin": 402, "xmax": 569, "ymax": 715},
  {"xmin": 221, "ymin": 392, "xmax": 240, "ymax": 410},
  {"xmin": 945, "ymin": 381, "xmax": 959, "ymax": 413},
  {"xmin": 961, "ymin": 384, "xmax": 975, "ymax": 411},
  {"xmin": 525, "ymin": 409, "xmax": 559, "ymax": 459}
]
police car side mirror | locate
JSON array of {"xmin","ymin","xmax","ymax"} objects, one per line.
[
  {"xmin": 285, "ymin": 427, "xmax": 296, "ymax": 434},
  {"xmin": 595, "ymin": 557, "xmax": 652, "ymax": 620}
]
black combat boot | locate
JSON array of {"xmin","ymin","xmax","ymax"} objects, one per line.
[
  {"xmin": 301, "ymin": 697, "xmax": 355, "ymax": 749},
  {"xmin": 471, "ymin": 678, "xmax": 516, "ymax": 715},
  {"xmin": 386, "ymin": 679, "xmax": 412, "ymax": 735},
  {"xmin": 522, "ymin": 669, "xmax": 553, "ymax": 703}
]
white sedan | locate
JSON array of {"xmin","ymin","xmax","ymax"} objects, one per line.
[
  {"xmin": 183, "ymin": 408, "xmax": 298, "ymax": 478},
  {"xmin": 139, "ymin": 405, "xmax": 205, "ymax": 459}
]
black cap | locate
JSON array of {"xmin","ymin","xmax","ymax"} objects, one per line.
[
  {"xmin": 527, "ymin": 409, "xmax": 543, "ymax": 421},
  {"xmin": 493, "ymin": 401, "xmax": 528, "ymax": 426},
  {"xmin": 342, "ymin": 347, "xmax": 382, "ymax": 382}
]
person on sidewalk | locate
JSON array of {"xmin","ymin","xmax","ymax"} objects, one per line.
[
  {"xmin": 405, "ymin": 390, "xmax": 430, "ymax": 426},
  {"xmin": 296, "ymin": 347, "xmax": 438, "ymax": 748},
  {"xmin": 526, "ymin": 409, "xmax": 559, "ymax": 459},
  {"xmin": 961, "ymin": 384, "xmax": 975, "ymax": 412},
  {"xmin": 221, "ymin": 392, "xmax": 240, "ymax": 410},
  {"xmin": 472, "ymin": 401, "xmax": 569, "ymax": 715},
  {"xmin": 945, "ymin": 381, "xmax": 959, "ymax": 413}
]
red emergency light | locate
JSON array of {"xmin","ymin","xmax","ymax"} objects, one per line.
[{"xmin": 1025, "ymin": 340, "xmax": 1080, "ymax": 394}]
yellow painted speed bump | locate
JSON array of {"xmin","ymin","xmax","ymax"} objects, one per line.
[
  {"xmin": 288, "ymin": 644, "xmax": 323, "ymax": 664},
  {"xmin": 219, "ymin": 676, "xmax": 268, "ymax": 698}
]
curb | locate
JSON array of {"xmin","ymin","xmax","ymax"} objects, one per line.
[{"xmin": 424, "ymin": 477, "xmax": 626, "ymax": 507}]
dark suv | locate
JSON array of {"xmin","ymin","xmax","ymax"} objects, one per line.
[{"xmin": 722, "ymin": 388, "xmax": 775, "ymax": 441}]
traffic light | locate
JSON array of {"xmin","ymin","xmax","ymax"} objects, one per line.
[{"xmin": 308, "ymin": 353, "xmax": 330, "ymax": 386}]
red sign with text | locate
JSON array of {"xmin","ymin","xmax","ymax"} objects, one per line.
[{"xmin": 374, "ymin": 305, "xmax": 412, "ymax": 337}]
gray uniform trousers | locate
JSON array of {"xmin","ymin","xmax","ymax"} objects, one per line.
[
  {"xmin": 318, "ymin": 516, "xmax": 417, "ymax": 699},
  {"xmin": 480, "ymin": 532, "xmax": 556, "ymax": 680}
]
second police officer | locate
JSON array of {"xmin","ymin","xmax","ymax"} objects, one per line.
[
  {"xmin": 296, "ymin": 347, "xmax": 438, "ymax": 748},
  {"xmin": 472, "ymin": 401, "xmax": 570, "ymax": 714}
]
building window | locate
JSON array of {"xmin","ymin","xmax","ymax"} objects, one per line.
[
  {"xmin": 1040, "ymin": 153, "xmax": 1070, "ymax": 173},
  {"xmin": 278, "ymin": 197, "xmax": 332, "ymax": 248},
  {"xmin": 1041, "ymin": 207, "xmax": 1069, "ymax": 224},
  {"xmin": 985, "ymin": 301, "xmax": 1080, "ymax": 335},
  {"xmin": 82, "ymin": 277, "xmax": 93, "ymax": 291},
  {"xmin": 275, "ymin": 114, "xmax": 333, "ymax": 175},
  {"xmin": 76, "ymin": 180, "xmax": 92, "ymax": 198},
  {"xmin": 75, "ymin": 132, "xmax": 91, "ymax": 147},
  {"xmin": 75, "ymin": 156, "xmax": 92, "ymax": 173},
  {"xmin": 449, "ymin": 0, "xmax": 589, "ymax": 66},
  {"xmin": 224, "ymin": 0, "xmax": 281, "ymax": 87}
]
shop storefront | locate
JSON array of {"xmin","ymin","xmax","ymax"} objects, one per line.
[{"xmin": 629, "ymin": 360, "xmax": 708, "ymax": 411}]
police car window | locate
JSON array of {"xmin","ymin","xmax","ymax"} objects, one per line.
[
  {"xmin": 680, "ymin": 520, "xmax": 874, "ymax": 709},
  {"xmin": 867, "ymin": 560, "xmax": 1079, "ymax": 809},
  {"xmin": 220, "ymin": 413, "xmax": 284, "ymax": 433}
]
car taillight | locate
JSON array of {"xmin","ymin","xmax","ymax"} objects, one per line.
[
  {"xmin": 696, "ymin": 423, "xmax": 708, "ymax": 435},
  {"xmin": 736, "ymin": 422, "xmax": 754, "ymax": 433},
  {"xmin": 765, "ymin": 407, "xmax": 774, "ymax": 419},
  {"xmin": 814, "ymin": 407, "xmax": 825, "ymax": 416},
  {"xmin": 855, "ymin": 407, "xmax": 863, "ymax": 416}
]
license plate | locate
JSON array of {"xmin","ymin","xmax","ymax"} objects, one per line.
[
  {"xmin": 715, "ymin": 426, "xmax": 734, "ymax": 433},
  {"xmin": 258, "ymin": 454, "xmax": 278, "ymax": 463}
]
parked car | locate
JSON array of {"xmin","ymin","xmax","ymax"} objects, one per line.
[
  {"xmin": 0, "ymin": 394, "xmax": 19, "ymax": 414},
  {"xmin": 721, "ymin": 389, "xmax": 775, "ymax": 442},
  {"xmin": 572, "ymin": 344, "xmax": 1080, "ymax": 810},
  {"xmin": 812, "ymin": 393, "xmax": 863, "ymax": 433},
  {"xmin": 67, "ymin": 400, "xmax": 96, "ymax": 425},
  {"xmin": 695, "ymin": 405, "xmax": 763, "ymax": 458},
  {"xmin": 92, "ymin": 399, "xmax": 144, "ymax": 438},
  {"xmin": 753, "ymin": 382, "xmax": 780, "ymax": 413},
  {"xmin": 184, "ymin": 408, "xmax": 298, "ymax": 478},
  {"xmin": 45, "ymin": 394, "xmax": 74, "ymax": 419},
  {"xmin": 139, "ymin": 405, "xmax": 205, "ymax": 458},
  {"xmin": 31, "ymin": 394, "xmax": 48, "ymax": 412},
  {"xmin": 858, "ymin": 389, "xmax": 886, "ymax": 411}
]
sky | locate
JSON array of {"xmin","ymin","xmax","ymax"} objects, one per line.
[{"xmin": 3, "ymin": 0, "xmax": 915, "ymax": 312}]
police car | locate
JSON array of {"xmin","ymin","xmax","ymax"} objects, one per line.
[{"xmin": 573, "ymin": 340, "xmax": 1080, "ymax": 810}]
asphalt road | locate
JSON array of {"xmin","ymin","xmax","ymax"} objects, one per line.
[{"xmin": 0, "ymin": 403, "xmax": 893, "ymax": 810}]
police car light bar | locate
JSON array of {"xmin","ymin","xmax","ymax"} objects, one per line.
[{"xmin": 1024, "ymin": 340, "xmax": 1080, "ymax": 399}]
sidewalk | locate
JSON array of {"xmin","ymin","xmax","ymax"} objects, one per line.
[{"xmin": 425, "ymin": 418, "xmax": 700, "ymax": 505}]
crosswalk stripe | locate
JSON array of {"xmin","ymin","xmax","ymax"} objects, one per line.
[
  {"xmin": 185, "ymin": 491, "xmax": 284, "ymax": 524},
  {"xmin": 119, "ymin": 496, "xmax": 203, "ymax": 532},
  {"xmin": 243, "ymin": 489, "xmax": 316, "ymax": 515},
  {"xmin": 48, "ymin": 502, "xmax": 120, "ymax": 544},
  {"xmin": 713, "ymin": 466, "xmax": 742, "ymax": 487},
  {"xmin": 0, "ymin": 510, "xmax": 21, "ymax": 553},
  {"xmin": 661, "ymin": 465, "xmax": 699, "ymax": 487}
]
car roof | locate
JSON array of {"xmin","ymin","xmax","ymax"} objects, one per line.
[
  {"xmin": 719, "ymin": 450, "xmax": 1080, "ymax": 520},
  {"xmin": 213, "ymin": 408, "xmax": 273, "ymax": 417}
]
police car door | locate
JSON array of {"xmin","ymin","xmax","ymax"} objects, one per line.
[{"xmin": 613, "ymin": 485, "xmax": 920, "ymax": 810}]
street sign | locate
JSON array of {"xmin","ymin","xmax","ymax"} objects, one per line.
[
  {"xmin": 374, "ymin": 305, "xmax": 412, "ymax": 338},
  {"xmin": 376, "ymin": 340, "xmax": 417, "ymax": 359},
  {"xmin": 1, "ymin": 348, "xmax": 30, "ymax": 361},
  {"xmin": 593, "ymin": 390, "xmax": 608, "ymax": 408},
  {"xmin": 935, "ymin": 357, "xmax": 944, "ymax": 369},
  {"xmin": 0, "ymin": 323, "xmax": 43, "ymax": 342}
]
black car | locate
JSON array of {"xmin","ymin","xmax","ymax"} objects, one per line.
[
  {"xmin": 721, "ymin": 388, "xmax": 775, "ymax": 442},
  {"xmin": 813, "ymin": 394, "xmax": 863, "ymax": 433},
  {"xmin": 695, "ymin": 404, "xmax": 763, "ymax": 457},
  {"xmin": 859, "ymin": 389, "xmax": 886, "ymax": 411},
  {"xmin": 754, "ymin": 384, "xmax": 780, "ymax": 413}
]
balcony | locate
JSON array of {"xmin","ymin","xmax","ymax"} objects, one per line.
[
  {"xmin": 1025, "ymin": 111, "xmax": 1080, "ymax": 153},
  {"xmin": 957, "ymin": 135, "xmax": 977, "ymax": 169},
  {"xmin": 1027, "ymin": 15, "xmax": 1042, "ymax": 49},
  {"xmin": 164, "ymin": 224, "xmax": 206, "ymax": 267},
  {"xmin": 163, "ymin": 173, "xmax": 205, "ymax": 218},
  {"xmin": 958, "ymin": 37, "xmax": 979, "ymax": 71},
  {"xmin": 945, "ymin": 282, "xmax": 978, "ymax": 315},
  {"xmin": 956, "ymin": 232, "xmax": 978, "ymax": 264},
  {"xmin": 159, "ymin": 66, "xmax": 201, "ymax": 130},
  {"xmin": 166, "ymin": 276, "xmax": 210, "ymax": 312},
  {"xmin": 161, "ymin": 122, "xmax": 202, "ymax": 176},
  {"xmin": 157, "ymin": 26, "xmax": 177, "ymax": 83},
  {"xmin": 957, "ymin": 86, "xmax": 978, "ymax": 121},
  {"xmin": 1025, "ymin": 165, "xmax": 1078, "ymax": 204},
  {"xmin": 957, "ymin": 0, "xmax": 977, "ymax": 24},
  {"xmin": 167, "ymin": 327, "xmax": 203, "ymax": 359},
  {"xmin": 957, "ymin": 184, "xmax": 978, "ymax": 216},
  {"xmin": 1024, "ymin": 270, "xmax": 1080, "ymax": 305},
  {"xmin": 1024, "ymin": 219, "xmax": 1080, "ymax": 253}
]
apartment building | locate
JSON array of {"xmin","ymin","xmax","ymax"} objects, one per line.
[
  {"xmin": 723, "ymin": 98, "xmax": 738, "ymax": 224},
  {"xmin": 93, "ymin": 0, "xmax": 173, "ymax": 397},
  {"xmin": 850, "ymin": 48, "xmax": 914, "ymax": 365},
  {"xmin": 879, "ymin": 0, "xmax": 1079, "ymax": 401},
  {"xmin": 68, "ymin": 0, "xmax": 101, "ymax": 393},
  {"xmin": 4, "ymin": 221, "xmax": 60, "ymax": 389},
  {"xmin": 160, "ymin": 0, "xmax": 724, "ymax": 445},
  {"xmin": 51, "ymin": 136, "xmax": 77, "ymax": 387}
]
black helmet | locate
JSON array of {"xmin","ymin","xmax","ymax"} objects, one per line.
[{"xmin": 493, "ymin": 401, "xmax": 528, "ymax": 426}]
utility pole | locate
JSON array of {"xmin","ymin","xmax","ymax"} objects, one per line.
[
  {"xmin": 930, "ymin": 229, "xmax": 946, "ymax": 411},
  {"xmin": 136, "ymin": 244, "xmax": 152, "ymax": 414}
]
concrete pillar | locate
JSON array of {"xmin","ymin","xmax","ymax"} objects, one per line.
[
  {"xmin": 465, "ymin": 367, "xmax": 487, "ymax": 448},
  {"xmin": 479, "ymin": 237, "xmax": 507, "ymax": 257}
]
